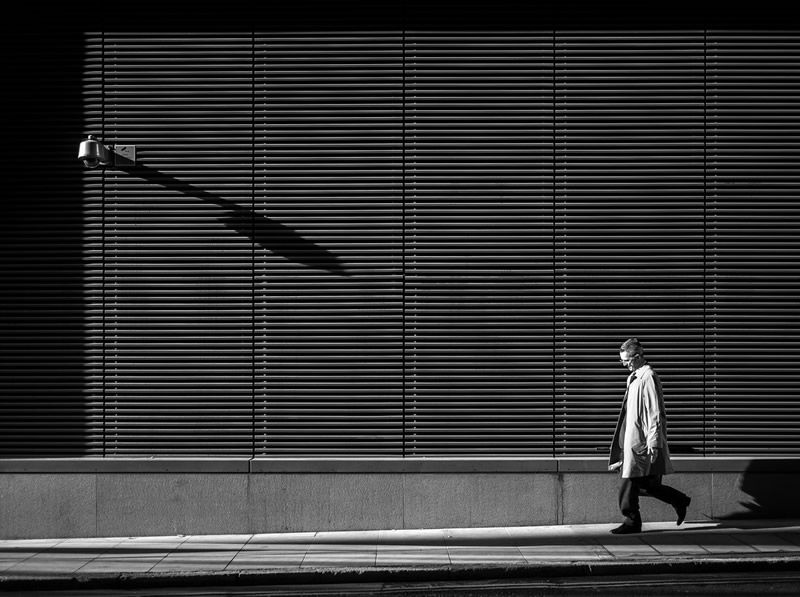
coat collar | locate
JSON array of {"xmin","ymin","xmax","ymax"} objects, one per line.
[{"xmin": 629, "ymin": 363, "xmax": 651, "ymax": 384}]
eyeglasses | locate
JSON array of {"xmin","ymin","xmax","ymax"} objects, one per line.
[{"xmin": 619, "ymin": 356, "xmax": 639, "ymax": 364}]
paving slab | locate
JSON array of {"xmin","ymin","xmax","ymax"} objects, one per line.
[
  {"xmin": 734, "ymin": 532, "xmax": 800, "ymax": 553},
  {"xmin": 301, "ymin": 549, "xmax": 378, "ymax": 568},
  {"xmin": 375, "ymin": 546, "xmax": 452, "ymax": 567},
  {"xmin": 226, "ymin": 551, "xmax": 306, "ymax": 569},
  {"xmin": 446, "ymin": 545, "xmax": 527, "ymax": 565}
]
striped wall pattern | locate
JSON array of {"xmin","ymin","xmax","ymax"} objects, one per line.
[{"xmin": 3, "ymin": 31, "xmax": 799, "ymax": 458}]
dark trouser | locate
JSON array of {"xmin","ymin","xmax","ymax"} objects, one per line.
[{"xmin": 619, "ymin": 474, "xmax": 688, "ymax": 527}]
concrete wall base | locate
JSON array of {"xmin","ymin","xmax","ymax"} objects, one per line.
[{"xmin": 1, "ymin": 464, "xmax": 794, "ymax": 538}]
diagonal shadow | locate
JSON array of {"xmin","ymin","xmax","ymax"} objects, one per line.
[{"xmin": 117, "ymin": 163, "xmax": 350, "ymax": 277}]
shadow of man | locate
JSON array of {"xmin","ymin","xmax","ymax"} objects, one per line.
[{"xmin": 719, "ymin": 459, "xmax": 800, "ymax": 520}]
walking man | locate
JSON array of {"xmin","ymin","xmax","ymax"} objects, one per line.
[{"xmin": 608, "ymin": 338, "xmax": 691, "ymax": 534}]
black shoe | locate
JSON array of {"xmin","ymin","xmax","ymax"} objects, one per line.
[
  {"xmin": 610, "ymin": 523, "xmax": 641, "ymax": 535},
  {"xmin": 676, "ymin": 497, "xmax": 691, "ymax": 526}
]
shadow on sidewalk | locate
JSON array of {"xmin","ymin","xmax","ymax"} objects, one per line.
[{"xmin": 718, "ymin": 459, "xmax": 800, "ymax": 521}]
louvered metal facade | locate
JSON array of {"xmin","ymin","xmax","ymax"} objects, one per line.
[
  {"xmin": 554, "ymin": 32, "xmax": 707, "ymax": 455},
  {"xmin": 3, "ymin": 22, "xmax": 800, "ymax": 460},
  {"xmin": 92, "ymin": 34, "xmax": 258, "ymax": 456},
  {"xmin": 254, "ymin": 33, "xmax": 405, "ymax": 456},
  {"xmin": 706, "ymin": 33, "xmax": 800, "ymax": 454},
  {"xmin": 404, "ymin": 33, "xmax": 555, "ymax": 455}
]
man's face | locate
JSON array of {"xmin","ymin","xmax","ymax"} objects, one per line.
[{"xmin": 619, "ymin": 351, "xmax": 643, "ymax": 372}]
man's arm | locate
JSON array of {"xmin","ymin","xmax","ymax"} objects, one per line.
[{"xmin": 641, "ymin": 373, "xmax": 663, "ymax": 453}]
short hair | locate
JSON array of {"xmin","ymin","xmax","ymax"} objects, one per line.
[{"xmin": 620, "ymin": 337, "xmax": 644, "ymax": 356}]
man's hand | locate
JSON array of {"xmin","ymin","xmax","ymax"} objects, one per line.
[{"xmin": 647, "ymin": 446, "xmax": 659, "ymax": 464}]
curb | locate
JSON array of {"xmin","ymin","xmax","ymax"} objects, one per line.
[{"xmin": 3, "ymin": 555, "xmax": 800, "ymax": 592}]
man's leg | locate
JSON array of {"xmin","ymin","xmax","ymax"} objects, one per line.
[
  {"xmin": 612, "ymin": 477, "xmax": 643, "ymax": 534},
  {"xmin": 638, "ymin": 475, "xmax": 692, "ymax": 525}
]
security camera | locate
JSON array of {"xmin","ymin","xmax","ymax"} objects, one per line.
[{"xmin": 78, "ymin": 135, "xmax": 112, "ymax": 169}]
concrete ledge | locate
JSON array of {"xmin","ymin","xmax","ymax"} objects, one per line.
[
  {"xmin": 0, "ymin": 458, "xmax": 251, "ymax": 473},
  {"xmin": 673, "ymin": 457, "xmax": 800, "ymax": 473},
  {"xmin": 250, "ymin": 457, "xmax": 559, "ymax": 473},
  {"xmin": 0, "ymin": 456, "xmax": 798, "ymax": 474},
  {"xmin": 558, "ymin": 457, "xmax": 800, "ymax": 473}
]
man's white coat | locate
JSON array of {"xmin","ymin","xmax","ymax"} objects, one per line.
[{"xmin": 608, "ymin": 364, "xmax": 675, "ymax": 479}]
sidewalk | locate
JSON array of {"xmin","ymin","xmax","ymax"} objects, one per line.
[{"xmin": 2, "ymin": 519, "xmax": 800, "ymax": 593}]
